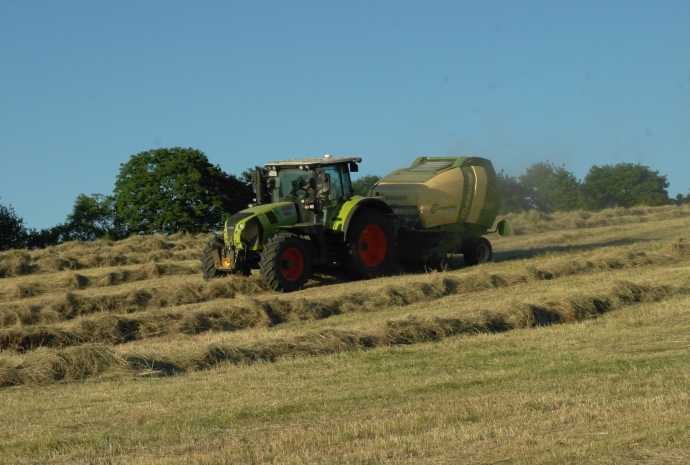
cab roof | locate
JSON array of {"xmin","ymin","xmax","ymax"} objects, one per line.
[{"xmin": 264, "ymin": 155, "xmax": 362, "ymax": 168}]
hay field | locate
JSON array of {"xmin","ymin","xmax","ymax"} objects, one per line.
[{"xmin": 1, "ymin": 205, "xmax": 690, "ymax": 464}]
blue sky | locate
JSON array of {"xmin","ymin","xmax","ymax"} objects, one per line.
[{"xmin": 1, "ymin": 0, "xmax": 689, "ymax": 230}]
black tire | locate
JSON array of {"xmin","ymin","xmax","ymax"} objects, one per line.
[
  {"xmin": 346, "ymin": 210, "xmax": 396, "ymax": 278},
  {"xmin": 434, "ymin": 256, "xmax": 451, "ymax": 272},
  {"xmin": 201, "ymin": 236, "xmax": 228, "ymax": 281},
  {"xmin": 234, "ymin": 265, "xmax": 252, "ymax": 277},
  {"xmin": 463, "ymin": 237, "xmax": 493, "ymax": 266},
  {"xmin": 259, "ymin": 234, "xmax": 311, "ymax": 292}
]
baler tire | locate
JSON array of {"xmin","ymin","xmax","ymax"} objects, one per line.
[
  {"xmin": 201, "ymin": 237, "xmax": 228, "ymax": 281},
  {"xmin": 463, "ymin": 237, "xmax": 493, "ymax": 266},
  {"xmin": 259, "ymin": 234, "xmax": 311, "ymax": 292},
  {"xmin": 346, "ymin": 210, "xmax": 396, "ymax": 279}
]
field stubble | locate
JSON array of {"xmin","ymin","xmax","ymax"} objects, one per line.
[{"xmin": 1, "ymin": 205, "xmax": 690, "ymax": 463}]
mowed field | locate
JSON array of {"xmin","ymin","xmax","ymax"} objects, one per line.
[{"xmin": 1, "ymin": 205, "xmax": 690, "ymax": 464}]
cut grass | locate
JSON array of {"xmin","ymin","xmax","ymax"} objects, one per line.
[
  {"xmin": 1, "ymin": 238, "xmax": 687, "ymax": 355},
  {"xmin": 1, "ymin": 293, "xmax": 689, "ymax": 464},
  {"xmin": 0, "ymin": 232, "xmax": 210, "ymax": 278},
  {"xmin": 0, "ymin": 262, "xmax": 202, "ymax": 302},
  {"xmin": 0, "ymin": 277, "xmax": 681, "ymax": 387},
  {"xmin": 2, "ymin": 205, "xmax": 690, "ymax": 463}
]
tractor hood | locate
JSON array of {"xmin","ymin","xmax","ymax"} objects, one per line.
[{"xmin": 224, "ymin": 202, "xmax": 299, "ymax": 250}]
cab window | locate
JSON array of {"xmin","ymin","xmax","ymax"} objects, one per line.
[{"xmin": 321, "ymin": 165, "xmax": 352, "ymax": 200}]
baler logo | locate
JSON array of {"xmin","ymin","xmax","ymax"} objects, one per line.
[{"xmin": 431, "ymin": 204, "xmax": 457, "ymax": 214}]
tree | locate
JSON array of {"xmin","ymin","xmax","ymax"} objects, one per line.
[
  {"xmin": 519, "ymin": 162, "xmax": 582, "ymax": 212},
  {"xmin": 582, "ymin": 163, "xmax": 670, "ymax": 210},
  {"xmin": 61, "ymin": 193, "xmax": 121, "ymax": 241},
  {"xmin": 113, "ymin": 147, "xmax": 253, "ymax": 234},
  {"xmin": 673, "ymin": 191, "xmax": 690, "ymax": 206},
  {"xmin": 25, "ymin": 225, "xmax": 64, "ymax": 249},
  {"xmin": 352, "ymin": 175, "xmax": 381, "ymax": 196},
  {"xmin": 0, "ymin": 199, "xmax": 27, "ymax": 251},
  {"xmin": 496, "ymin": 170, "xmax": 532, "ymax": 213}
]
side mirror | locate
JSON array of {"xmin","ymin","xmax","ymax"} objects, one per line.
[{"xmin": 349, "ymin": 162, "xmax": 359, "ymax": 173}]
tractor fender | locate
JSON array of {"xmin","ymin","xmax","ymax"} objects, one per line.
[{"xmin": 333, "ymin": 196, "xmax": 393, "ymax": 241}]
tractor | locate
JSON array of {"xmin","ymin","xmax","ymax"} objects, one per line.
[{"xmin": 201, "ymin": 155, "xmax": 509, "ymax": 292}]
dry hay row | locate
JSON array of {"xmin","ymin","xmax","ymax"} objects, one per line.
[
  {"xmin": 0, "ymin": 280, "xmax": 676, "ymax": 388},
  {"xmin": 0, "ymin": 279, "xmax": 447, "ymax": 353},
  {"xmin": 0, "ymin": 232, "xmax": 211, "ymax": 279},
  {"xmin": 2, "ymin": 240, "xmax": 688, "ymax": 354},
  {"xmin": 503, "ymin": 204, "xmax": 690, "ymax": 236},
  {"xmin": 0, "ymin": 263, "xmax": 200, "ymax": 302},
  {"xmin": 1, "ymin": 241, "xmax": 688, "ymax": 351},
  {"xmin": 0, "ymin": 248, "xmax": 203, "ymax": 279},
  {"xmin": 0, "ymin": 276, "xmax": 267, "ymax": 330}
]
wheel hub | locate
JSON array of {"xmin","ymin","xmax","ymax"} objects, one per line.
[
  {"xmin": 358, "ymin": 225, "xmax": 387, "ymax": 267},
  {"xmin": 280, "ymin": 248, "xmax": 304, "ymax": 281}
]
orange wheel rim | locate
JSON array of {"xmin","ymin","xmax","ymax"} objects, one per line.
[
  {"xmin": 280, "ymin": 247, "xmax": 304, "ymax": 281},
  {"xmin": 358, "ymin": 225, "xmax": 387, "ymax": 267}
]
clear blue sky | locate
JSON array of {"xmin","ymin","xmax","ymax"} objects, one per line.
[{"xmin": 1, "ymin": 0, "xmax": 689, "ymax": 230}]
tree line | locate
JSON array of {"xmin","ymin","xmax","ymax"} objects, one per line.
[
  {"xmin": 497, "ymin": 161, "xmax": 687, "ymax": 214},
  {"xmin": 0, "ymin": 148, "xmax": 254, "ymax": 251},
  {"xmin": 349, "ymin": 162, "xmax": 687, "ymax": 214},
  {"xmin": 1, "ymin": 148, "xmax": 689, "ymax": 252}
]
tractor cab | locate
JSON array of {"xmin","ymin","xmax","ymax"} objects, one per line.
[{"xmin": 253, "ymin": 155, "xmax": 361, "ymax": 224}]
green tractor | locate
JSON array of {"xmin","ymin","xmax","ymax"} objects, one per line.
[{"xmin": 201, "ymin": 155, "xmax": 509, "ymax": 292}]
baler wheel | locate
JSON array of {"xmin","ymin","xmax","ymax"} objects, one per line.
[
  {"xmin": 259, "ymin": 234, "xmax": 311, "ymax": 292},
  {"xmin": 463, "ymin": 237, "xmax": 493, "ymax": 266}
]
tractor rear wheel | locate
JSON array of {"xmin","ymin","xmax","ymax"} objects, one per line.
[
  {"xmin": 346, "ymin": 210, "xmax": 395, "ymax": 278},
  {"xmin": 201, "ymin": 236, "xmax": 228, "ymax": 281},
  {"xmin": 259, "ymin": 234, "xmax": 311, "ymax": 292},
  {"xmin": 463, "ymin": 237, "xmax": 493, "ymax": 266}
]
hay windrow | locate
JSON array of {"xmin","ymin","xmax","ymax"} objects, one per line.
[
  {"xmin": 13, "ymin": 344, "xmax": 127, "ymax": 386},
  {"xmin": 666, "ymin": 237, "xmax": 690, "ymax": 258},
  {"xmin": 504, "ymin": 204, "xmax": 690, "ymax": 236},
  {"xmin": 0, "ymin": 279, "xmax": 679, "ymax": 388},
  {"xmin": 0, "ymin": 250, "xmax": 35, "ymax": 278},
  {"xmin": 2, "ymin": 241, "xmax": 688, "ymax": 353},
  {"xmin": 0, "ymin": 263, "xmax": 196, "ymax": 303},
  {"xmin": 0, "ymin": 233, "xmax": 211, "ymax": 278},
  {"xmin": 1, "ymin": 233, "xmax": 689, "ymax": 378},
  {"xmin": 0, "ymin": 278, "xmax": 451, "ymax": 352},
  {"xmin": 7, "ymin": 206, "xmax": 685, "ymax": 279},
  {"xmin": 0, "ymin": 271, "xmax": 258, "ymax": 321}
]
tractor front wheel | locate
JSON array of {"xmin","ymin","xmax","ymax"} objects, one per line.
[
  {"xmin": 463, "ymin": 237, "xmax": 493, "ymax": 266},
  {"xmin": 346, "ymin": 210, "xmax": 395, "ymax": 278},
  {"xmin": 200, "ymin": 236, "xmax": 229, "ymax": 281},
  {"xmin": 259, "ymin": 234, "xmax": 311, "ymax": 292}
]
